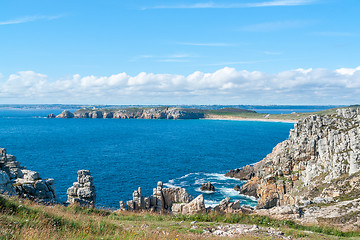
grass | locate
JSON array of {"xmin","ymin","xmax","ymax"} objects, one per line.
[{"xmin": 0, "ymin": 196, "xmax": 359, "ymax": 239}]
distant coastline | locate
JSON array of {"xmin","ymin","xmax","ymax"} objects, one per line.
[
  {"xmin": 50, "ymin": 105, "xmax": 355, "ymax": 122},
  {"xmin": 204, "ymin": 116, "xmax": 297, "ymax": 123}
]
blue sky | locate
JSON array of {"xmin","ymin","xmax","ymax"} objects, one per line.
[{"xmin": 0, "ymin": 0, "xmax": 360, "ymax": 104}]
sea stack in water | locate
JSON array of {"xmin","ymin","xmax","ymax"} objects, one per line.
[
  {"xmin": 67, "ymin": 170, "xmax": 96, "ymax": 207},
  {"xmin": 200, "ymin": 182, "xmax": 215, "ymax": 192}
]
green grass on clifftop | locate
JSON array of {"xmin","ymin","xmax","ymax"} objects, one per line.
[{"xmin": 0, "ymin": 196, "xmax": 359, "ymax": 240}]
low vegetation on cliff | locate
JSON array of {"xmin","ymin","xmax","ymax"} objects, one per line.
[{"xmin": 1, "ymin": 195, "xmax": 359, "ymax": 239}]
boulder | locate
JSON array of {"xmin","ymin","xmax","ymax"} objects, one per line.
[
  {"xmin": 200, "ymin": 182, "xmax": 215, "ymax": 192},
  {"xmin": 47, "ymin": 113, "xmax": 56, "ymax": 118},
  {"xmin": 21, "ymin": 170, "xmax": 41, "ymax": 182}
]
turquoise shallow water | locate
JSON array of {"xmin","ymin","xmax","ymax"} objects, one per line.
[{"xmin": 0, "ymin": 109, "xmax": 293, "ymax": 209}]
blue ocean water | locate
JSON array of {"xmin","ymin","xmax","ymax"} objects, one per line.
[{"xmin": 0, "ymin": 109, "xmax": 294, "ymax": 209}]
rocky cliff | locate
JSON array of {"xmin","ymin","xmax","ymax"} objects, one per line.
[
  {"xmin": 227, "ymin": 108, "xmax": 360, "ymax": 229},
  {"xmin": 0, "ymin": 148, "xmax": 56, "ymax": 203},
  {"xmin": 53, "ymin": 107, "xmax": 205, "ymax": 120}
]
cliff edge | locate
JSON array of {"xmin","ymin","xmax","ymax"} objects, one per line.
[{"xmin": 227, "ymin": 108, "xmax": 360, "ymax": 230}]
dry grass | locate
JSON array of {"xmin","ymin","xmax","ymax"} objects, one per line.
[{"xmin": 0, "ymin": 196, "xmax": 358, "ymax": 239}]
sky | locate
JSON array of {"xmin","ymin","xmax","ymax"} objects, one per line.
[{"xmin": 0, "ymin": 0, "xmax": 359, "ymax": 105}]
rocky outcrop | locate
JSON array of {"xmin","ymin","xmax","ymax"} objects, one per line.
[
  {"xmin": 200, "ymin": 182, "xmax": 215, "ymax": 192},
  {"xmin": 67, "ymin": 170, "xmax": 96, "ymax": 207},
  {"xmin": 225, "ymin": 165, "xmax": 255, "ymax": 180},
  {"xmin": 55, "ymin": 110, "xmax": 74, "ymax": 118},
  {"xmin": 120, "ymin": 181, "xmax": 194, "ymax": 213},
  {"xmin": 47, "ymin": 113, "xmax": 56, "ymax": 118},
  {"xmin": 172, "ymin": 194, "xmax": 206, "ymax": 215},
  {"xmin": 229, "ymin": 108, "xmax": 360, "ymax": 211},
  {"xmin": 0, "ymin": 148, "xmax": 56, "ymax": 203},
  {"xmin": 213, "ymin": 197, "xmax": 254, "ymax": 214},
  {"xmin": 53, "ymin": 107, "xmax": 205, "ymax": 120}
]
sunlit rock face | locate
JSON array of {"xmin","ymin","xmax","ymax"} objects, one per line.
[
  {"xmin": 0, "ymin": 148, "xmax": 56, "ymax": 203},
  {"xmin": 230, "ymin": 108, "xmax": 360, "ymax": 209}
]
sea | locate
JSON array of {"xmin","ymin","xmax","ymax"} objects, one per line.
[{"xmin": 0, "ymin": 106, "xmax": 336, "ymax": 209}]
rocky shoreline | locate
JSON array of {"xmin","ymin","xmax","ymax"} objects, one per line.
[{"xmin": 226, "ymin": 107, "xmax": 360, "ymax": 231}]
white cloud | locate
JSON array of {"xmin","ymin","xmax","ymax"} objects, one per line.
[
  {"xmin": 143, "ymin": 0, "xmax": 316, "ymax": 9},
  {"xmin": 0, "ymin": 66, "xmax": 360, "ymax": 105},
  {"xmin": 240, "ymin": 20, "xmax": 312, "ymax": 32},
  {"xmin": 0, "ymin": 15, "xmax": 63, "ymax": 26}
]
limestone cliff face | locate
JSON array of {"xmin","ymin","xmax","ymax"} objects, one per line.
[
  {"xmin": 230, "ymin": 108, "xmax": 360, "ymax": 209},
  {"xmin": 54, "ymin": 108, "xmax": 205, "ymax": 120}
]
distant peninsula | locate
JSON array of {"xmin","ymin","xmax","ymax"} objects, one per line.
[{"xmin": 49, "ymin": 106, "xmax": 359, "ymax": 122}]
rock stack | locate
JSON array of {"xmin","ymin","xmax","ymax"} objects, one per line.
[
  {"xmin": 200, "ymin": 182, "xmax": 215, "ymax": 192},
  {"xmin": 0, "ymin": 148, "xmax": 56, "ymax": 203},
  {"xmin": 172, "ymin": 194, "xmax": 206, "ymax": 215},
  {"xmin": 119, "ymin": 181, "xmax": 205, "ymax": 214},
  {"xmin": 67, "ymin": 170, "xmax": 96, "ymax": 207}
]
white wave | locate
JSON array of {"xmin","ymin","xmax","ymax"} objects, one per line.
[
  {"xmin": 194, "ymin": 187, "xmax": 215, "ymax": 194},
  {"xmin": 178, "ymin": 172, "xmax": 200, "ymax": 180},
  {"xmin": 204, "ymin": 200, "xmax": 219, "ymax": 208},
  {"xmin": 168, "ymin": 179, "xmax": 174, "ymax": 184},
  {"xmin": 194, "ymin": 179, "xmax": 206, "ymax": 185},
  {"xmin": 204, "ymin": 173, "xmax": 235, "ymax": 181},
  {"xmin": 219, "ymin": 187, "xmax": 241, "ymax": 197},
  {"xmin": 178, "ymin": 181, "xmax": 188, "ymax": 187}
]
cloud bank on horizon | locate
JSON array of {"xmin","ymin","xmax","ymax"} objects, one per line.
[{"xmin": 1, "ymin": 66, "xmax": 359, "ymax": 105}]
